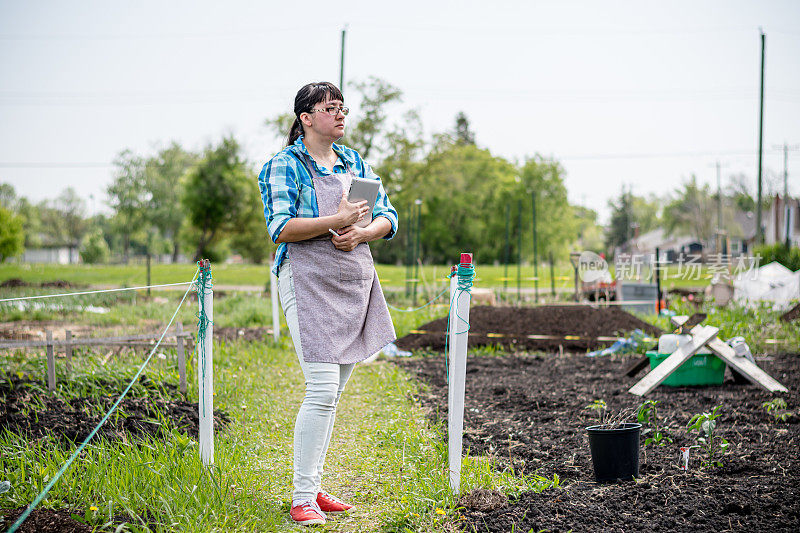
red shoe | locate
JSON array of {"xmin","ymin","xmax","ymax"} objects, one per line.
[
  {"xmin": 316, "ymin": 491, "xmax": 354, "ymax": 513},
  {"xmin": 290, "ymin": 501, "xmax": 326, "ymax": 526}
]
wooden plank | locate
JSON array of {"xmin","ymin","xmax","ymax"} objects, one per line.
[
  {"xmin": 176, "ymin": 322, "xmax": 187, "ymax": 396},
  {"xmin": 624, "ymin": 313, "xmax": 706, "ymax": 377},
  {"xmin": 65, "ymin": 330, "xmax": 72, "ymax": 374},
  {"xmin": 0, "ymin": 332, "xmax": 193, "ymax": 350},
  {"xmin": 629, "ymin": 325, "xmax": 719, "ymax": 396},
  {"xmin": 46, "ymin": 330, "xmax": 55, "ymax": 392},
  {"xmin": 675, "ymin": 321, "xmax": 789, "ymax": 393},
  {"xmin": 702, "ymin": 335, "xmax": 788, "ymax": 393}
]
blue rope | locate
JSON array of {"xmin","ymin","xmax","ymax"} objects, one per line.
[
  {"xmin": 386, "ymin": 285, "xmax": 450, "ymax": 312},
  {"xmin": 444, "ymin": 263, "xmax": 475, "ymax": 382},
  {"xmin": 7, "ymin": 269, "xmax": 200, "ymax": 533}
]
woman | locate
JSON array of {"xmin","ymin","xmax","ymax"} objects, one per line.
[{"xmin": 258, "ymin": 82, "xmax": 398, "ymax": 526}]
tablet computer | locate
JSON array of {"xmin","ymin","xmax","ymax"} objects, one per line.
[{"xmin": 348, "ymin": 176, "xmax": 380, "ymax": 228}]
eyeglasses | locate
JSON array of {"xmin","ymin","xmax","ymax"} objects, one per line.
[{"xmin": 308, "ymin": 105, "xmax": 350, "ymax": 117}]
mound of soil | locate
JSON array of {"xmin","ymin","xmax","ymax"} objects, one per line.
[
  {"xmin": 39, "ymin": 280, "xmax": 74, "ymax": 289},
  {"xmin": 395, "ymin": 351, "xmax": 800, "ymax": 532},
  {"xmin": 781, "ymin": 303, "xmax": 800, "ymax": 323},
  {"xmin": 0, "ymin": 278, "xmax": 28, "ymax": 288},
  {"xmin": 215, "ymin": 326, "xmax": 271, "ymax": 342},
  {"xmin": 0, "ymin": 376, "xmax": 229, "ymax": 443},
  {"xmin": 395, "ymin": 305, "xmax": 662, "ymax": 352},
  {"xmin": 0, "ymin": 507, "xmax": 90, "ymax": 533}
]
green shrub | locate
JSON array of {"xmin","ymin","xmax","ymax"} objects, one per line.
[
  {"xmin": 79, "ymin": 229, "xmax": 111, "ymax": 264},
  {"xmin": 754, "ymin": 243, "xmax": 800, "ymax": 271}
]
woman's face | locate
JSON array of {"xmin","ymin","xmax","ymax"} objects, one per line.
[{"xmin": 303, "ymin": 97, "xmax": 346, "ymax": 141}]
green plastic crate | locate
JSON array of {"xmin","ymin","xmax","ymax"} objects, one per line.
[{"xmin": 646, "ymin": 350, "xmax": 725, "ymax": 386}]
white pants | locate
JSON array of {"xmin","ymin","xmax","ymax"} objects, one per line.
[{"xmin": 277, "ymin": 259, "xmax": 355, "ymax": 505}]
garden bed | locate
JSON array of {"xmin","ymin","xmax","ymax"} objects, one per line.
[
  {"xmin": 396, "ymin": 351, "xmax": 800, "ymax": 532},
  {"xmin": 395, "ymin": 305, "xmax": 662, "ymax": 352},
  {"xmin": 0, "ymin": 375, "xmax": 229, "ymax": 443}
]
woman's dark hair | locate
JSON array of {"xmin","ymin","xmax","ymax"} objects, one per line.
[{"xmin": 287, "ymin": 82, "xmax": 344, "ymax": 146}]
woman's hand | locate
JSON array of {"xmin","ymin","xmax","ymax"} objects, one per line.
[
  {"xmin": 331, "ymin": 225, "xmax": 367, "ymax": 251},
  {"xmin": 336, "ymin": 192, "xmax": 369, "ymax": 227}
]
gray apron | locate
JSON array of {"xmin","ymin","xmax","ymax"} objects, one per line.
[{"xmin": 286, "ymin": 152, "xmax": 396, "ymax": 364}]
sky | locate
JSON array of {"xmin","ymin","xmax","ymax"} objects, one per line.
[{"xmin": 1, "ymin": 0, "xmax": 799, "ymax": 223}]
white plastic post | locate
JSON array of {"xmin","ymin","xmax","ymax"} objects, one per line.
[
  {"xmin": 198, "ymin": 261, "xmax": 214, "ymax": 466},
  {"xmin": 448, "ymin": 253, "xmax": 472, "ymax": 495},
  {"xmin": 270, "ymin": 260, "xmax": 280, "ymax": 341}
]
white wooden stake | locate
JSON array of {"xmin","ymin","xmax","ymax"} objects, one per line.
[
  {"xmin": 198, "ymin": 263, "xmax": 215, "ymax": 466},
  {"xmin": 448, "ymin": 253, "xmax": 473, "ymax": 495},
  {"xmin": 65, "ymin": 330, "xmax": 72, "ymax": 374},
  {"xmin": 270, "ymin": 260, "xmax": 280, "ymax": 341},
  {"xmin": 46, "ymin": 330, "xmax": 55, "ymax": 391}
]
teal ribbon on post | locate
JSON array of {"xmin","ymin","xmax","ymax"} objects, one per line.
[
  {"xmin": 195, "ymin": 261, "xmax": 213, "ymax": 417},
  {"xmin": 444, "ymin": 262, "xmax": 475, "ymax": 381}
]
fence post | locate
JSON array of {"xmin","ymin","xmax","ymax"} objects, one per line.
[
  {"xmin": 46, "ymin": 330, "xmax": 55, "ymax": 391},
  {"xmin": 65, "ymin": 330, "xmax": 72, "ymax": 374},
  {"xmin": 197, "ymin": 259, "xmax": 215, "ymax": 466},
  {"xmin": 270, "ymin": 260, "xmax": 280, "ymax": 341},
  {"xmin": 448, "ymin": 253, "xmax": 473, "ymax": 495},
  {"xmin": 176, "ymin": 322, "xmax": 187, "ymax": 396}
]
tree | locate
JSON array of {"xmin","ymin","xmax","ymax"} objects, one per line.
[
  {"xmin": 454, "ymin": 112, "xmax": 476, "ymax": 145},
  {"xmin": 663, "ymin": 176, "xmax": 716, "ymax": 244},
  {"xmin": 53, "ymin": 187, "xmax": 87, "ymax": 245},
  {"xmin": 0, "ymin": 207, "xmax": 24, "ymax": 262},
  {"xmin": 79, "ymin": 228, "xmax": 110, "ymax": 264},
  {"xmin": 228, "ymin": 177, "xmax": 273, "ymax": 264},
  {"xmin": 107, "ymin": 150, "xmax": 148, "ymax": 262},
  {"xmin": 518, "ymin": 157, "xmax": 576, "ymax": 260},
  {"xmin": 342, "ymin": 77, "xmax": 403, "ymax": 160},
  {"xmin": 181, "ymin": 137, "xmax": 252, "ymax": 261},
  {"xmin": 605, "ymin": 188, "xmax": 662, "ymax": 251},
  {"xmin": 145, "ymin": 142, "xmax": 199, "ymax": 261}
]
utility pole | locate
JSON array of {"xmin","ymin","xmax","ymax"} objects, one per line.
[
  {"xmin": 531, "ymin": 190, "xmax": 538, "ymax": 303},
  {"xmin": 756, "ymin": 29, "xmax": 766, "ymax": 245},
  {"xmin": 772, "ymin": 142, "xmax": 800, "ymax": 248},
  {"xmin": 716, "ymin": 161, "xmax": 723, "ymax": 231},
  {"xmin": 339, "ymin": 25, "xmax": 347, "ymax": 92}
]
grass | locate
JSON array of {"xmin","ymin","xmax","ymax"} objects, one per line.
[
  {"xmin": 0, "ymin": 262, "xmax": 714, "ymax": 292},
  {"xmin": 0, "ymin": 292, "xmax": 558, "ymax": 532}
]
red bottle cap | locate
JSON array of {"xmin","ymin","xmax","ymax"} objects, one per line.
[{"xmin": 460, "ymin": 253, "xmax": 473, "ymax": 265}]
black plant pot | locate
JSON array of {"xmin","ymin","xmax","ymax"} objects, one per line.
[{"xmin": 586, "ymin": 422, "xmax": 642, "ymax": 482}]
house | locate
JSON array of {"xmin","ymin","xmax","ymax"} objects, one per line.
[
  {"xmin": 619, "ymin": 228, "xmax": 703, "ymax": 263},
  {"xmin": 765, "ymin": 195, "xmax": 800, "ymax": 248},
  {"xmin": 22, "ymin": 245, "xmax": 79, "ymax": 264}
]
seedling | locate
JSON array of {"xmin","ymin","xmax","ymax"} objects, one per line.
[
  {"xmin": 636, "ymin": 400, "xmax": 672, "ymax": 447},
  {"xmin": 687, "ymin": 405, "xmax": 730, "ymax": 468},
  {"xmin": 585, "ymin": 399, "xmax": 607, "ymax": 425},
  {"xmin": 762, "ymin": 398, "xmax": 792, "ymax": 422}
]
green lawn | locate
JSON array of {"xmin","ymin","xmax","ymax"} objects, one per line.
[{"xmin": 0, "ymin": 262, "xmax": 713, "ymax": 292}]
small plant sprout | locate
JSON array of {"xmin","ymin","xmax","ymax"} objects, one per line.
[
  {"xmin": 585, "ymin": 399, "xmax": 607, "ymax": 425},
  {"xmin": 762, "ymin": 398, "xmax": 792, "ymax": 422},
  {"xmin": 687, "ymin": 405, "xmax": 730, "ymax": 468},
  {"xmin": 637, "ymin": 400, "xmax": 673, "ymax": 447}
]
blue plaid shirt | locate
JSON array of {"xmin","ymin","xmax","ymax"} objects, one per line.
[{"xmin": 258, "ymin": 136, "xmax": 398, "ymax": 275}]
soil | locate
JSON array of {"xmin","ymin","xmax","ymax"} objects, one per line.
[
  {"xmin": 668, "ymin": 288, "xmax": 705, "ymax": 307},
  {"xmin": 0, "ymin": 375, "xmax": 230, "ymax": 443},
  {"xmin": 395, "ymin": 305, "xmax": 662, "ymax": 353},
  {"xmin": 0, "ymin": 507, "xmax": 90, "ymax": 533},
  {"xmin": 214, "ymin": 326, "xmax": 272, "ymax": 343},
  {"xmin": 0, "ymin": 279, "xmax": 77, "ymax": 289},
  {"xmin": 781, "ymin": 303, "xmax": 800, "ymax": 323},
  {"xmin": 395, "ymin": 351, "xmax": 800, "ymax": 532}
]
